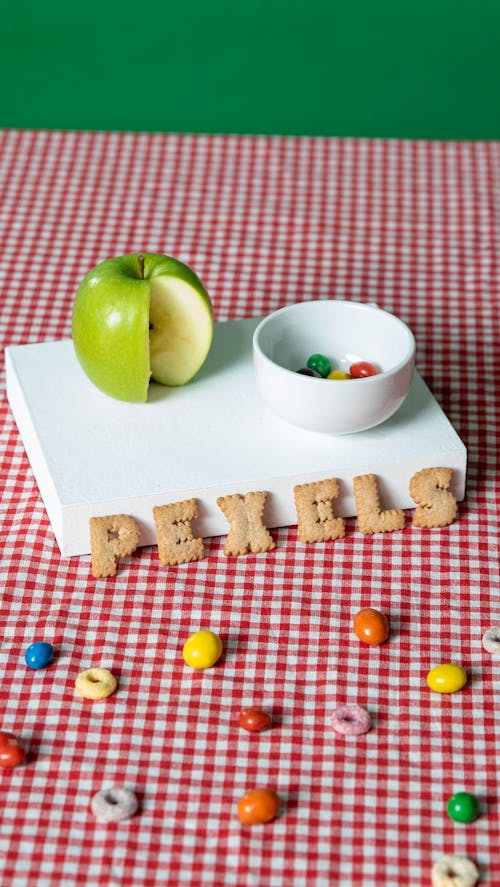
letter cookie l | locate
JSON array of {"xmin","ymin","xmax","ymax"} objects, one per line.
[{"xmin": 353, "ymin": 474, "xmax": 406, "ymax": 535}]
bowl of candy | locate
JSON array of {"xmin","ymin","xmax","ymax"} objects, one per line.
[{"xmin": 252, "ymin": 299, "xmax": 415, "ymax": 434}]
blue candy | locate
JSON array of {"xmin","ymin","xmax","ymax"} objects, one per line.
[{"xmin": 24, "ymin": 641, "xmax": 54, "ymax": 670}]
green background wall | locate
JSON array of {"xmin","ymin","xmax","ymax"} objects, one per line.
[{"xmin": 2, "ymin": 0, "xmax": 499, "ymax": 139}]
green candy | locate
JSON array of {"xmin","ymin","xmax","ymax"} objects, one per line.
[
  {"xmin": 446, "ymin": 791, "xmax": 479, "ymax": 823},
  {"xmin": 306, "ymin": 353, "xmax": 331, "ymax": 378}
]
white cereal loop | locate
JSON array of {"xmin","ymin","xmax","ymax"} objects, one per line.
[
  {"xmin": 91, "ymin": 787, "xmax": 139, "ymax": 823},
  {"xmin": 431, "ymin": 854, "xmax": 479, "ymax": 887},
  {"xmin": 75, "ymin": 667, "xmax": 118, "ymax": 700},
  {"xmin": 329, "ymin": 703, "xmax": 371, "ymax": 736},
  {"xmin": 482, "ymin": 625, "xmax": 500, "ymax": 657}
]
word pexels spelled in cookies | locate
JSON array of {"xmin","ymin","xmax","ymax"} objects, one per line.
[{"xmin": 89, "ymin": 467, "xmax": 458, "ymax": 578}]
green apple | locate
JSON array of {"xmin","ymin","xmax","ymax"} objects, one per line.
[{"xmin": 72, "ymin": 252, "xmax": 214, "ymax": 402}]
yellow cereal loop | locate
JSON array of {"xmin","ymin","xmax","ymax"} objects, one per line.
[
  {"xmin": 426, "ymin": 663, "xmax": 467, "ymax": 694},
  {"xmin": 75, "ymin": 667, "xmax": 118, "ymax": 700}
]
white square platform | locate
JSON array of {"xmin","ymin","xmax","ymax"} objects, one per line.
[{"xmin": 5, "ymin": 317, "xmax": 467, "ymax": 557}]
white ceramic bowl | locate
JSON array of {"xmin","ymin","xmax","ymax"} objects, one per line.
[{"xmin": 253, "ymin": 300, "xmax": 416, "ymax": 434}]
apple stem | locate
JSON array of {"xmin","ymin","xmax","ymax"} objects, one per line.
[{"xmin": 138, "ymin": 253, "xmax": 145, "ymax": 279}]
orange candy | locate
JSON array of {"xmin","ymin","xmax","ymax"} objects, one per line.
[
  {"xmin": 237, "ymin": 788, "xmax": 282, "ymax": 825},
  {"xmin": 353, "ymin": 608, "xmax": 389, "ymax": 645}
]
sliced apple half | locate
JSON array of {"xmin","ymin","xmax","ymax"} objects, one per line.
[{"xmin": 72, "ymin": 253, "xmax": 214, "ymax": 402}]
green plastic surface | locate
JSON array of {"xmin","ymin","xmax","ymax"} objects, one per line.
[{"xmin": 2, "ymin": 1, "xmax": 499, "ymax": 139}]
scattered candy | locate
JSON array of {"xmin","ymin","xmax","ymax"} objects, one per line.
[
  {"xmin": 349, "ymin": 361, "xmax": 379, "ymax": 378},
  {"xmin": 0, "ymin": 731, "xmax": 26, "ymax": 768},
  {"xmin": 237, "ymin": 788, "xmax": 282, "ymax": 825},
  {"xmin": 426, "ymin": 663, "xmax": 467, "ymax": 694},
  {"xmin": 24, "ymin": 641, "xmax": 54, "ymax": 670},
  {"xmin": 306, "ymin": 353, "xmax": 331, "ymax": 378},
  {"xmin": 183, "ymin": 630, "xmax": 223, "ymax": 669},
  {"xmin": 482, "ymin": 625, "xmax": 500, "ymax": 657},
  {"xmin": 353, "ymin": 608, "xmax": 390, "ymax": 645},
  {"xmin": 91, "ymin": 786, "xmax": 139, "ymax": 823},
  {"xmin": 327, "ymin": 370, "xmax": 351, "ymax": 380},
  {"xmin": 446, "ymin": 791, "xmax": 479, "ymax": 823},
  {"xmin": 296, "ymin": 367, "xmax": 322, "ymax": 377},
  {"xmin": 431, "ymin": 853, "xmax": 479, "ymax": 887},
  {"xmin": 329, "ymin": 703, "xmax": 371, "ymax": 736},
  {"xmin": 75, "ymin": 667, "xmax": 118, "ymax": 700},
  {"xmin": 239, "ymin": 708, "xmax": 272, "ymax": 733}
]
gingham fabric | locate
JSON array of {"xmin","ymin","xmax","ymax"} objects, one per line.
[{"xmin": 0, "ymin": 130, "xmax": 499, "ymax": 886}]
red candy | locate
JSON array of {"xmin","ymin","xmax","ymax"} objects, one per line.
[
  {"xmin": 0, "ymin": 731, "xmax": 26, "ymax": 768},
  {"xmin": 349, "ymin": 361, "xmax": 379, "ymax": 378},
  {"xmin": 239, "ymin": 708, "xmax": 272, "ymax": 733}
]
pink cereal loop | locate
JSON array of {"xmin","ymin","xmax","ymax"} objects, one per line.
[
  {"xmin": 329, "ymin": 703, "xmax": 371, "ymax": 736},
  {"xmin": 482, "ymin": 625, "xmax": 500, "ymax": 657}
]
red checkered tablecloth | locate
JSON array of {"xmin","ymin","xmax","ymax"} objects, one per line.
[{"xmin": 1, "ymin": 130, "xmax": 499, "ymax": 886}]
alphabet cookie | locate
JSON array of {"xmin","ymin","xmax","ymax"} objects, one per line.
[
  {"xmin": 410, "ymin": 467, "xmax": 458, "ymax": 528},
  {"xmin": 89, "ymin": 514, "xmax": 140, "ymax": 578},
  {"xmin": 353, "ymin": 474, "xmax": 405, "ymax": 535},
  {"xmin": 294, "ymin": 478, "xmax": 345, "ymax": 543},
  {"xmin": 153, "ymin": 499, "xmax": 204, "ymax": 565},
  {"xmin": 217, "ymin": 491, "xmax": 275, "ymax": 556}
]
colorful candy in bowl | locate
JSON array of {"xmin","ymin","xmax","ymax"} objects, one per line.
[{"xmin": 252, "ymin": 300, "xmax": 415, "ymax": 434}]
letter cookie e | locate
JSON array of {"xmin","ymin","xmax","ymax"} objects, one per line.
[
  {"xmin": 293, "ymin": 478, "xmax": 345, "ymax": 543},
  {"xmin": 153, "ymin": 499, "xmax": 205, "ymax": 565}
]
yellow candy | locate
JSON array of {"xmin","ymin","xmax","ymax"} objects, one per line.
[
  {"xmin": 327, "ymin": 370, "xmax": 351, "ymax": 380},
  {"xmin": 426, "ymin": 663, "xmax": 467, "ymax": 694},
  {"xmin": 183, "ymin": 630, "xmax": 223, "ymax": 669}
]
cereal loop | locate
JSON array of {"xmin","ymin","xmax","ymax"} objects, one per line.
[
  {"xmin": 482, "ymin": 625, "xmax": 500, "ymax": 657},
  {"xmin": 75, "ymin": 668, "xmax": 118, "ymax": 700},
  {"xmin": 431, "ymin": 854, "xmax": 479, "ymax": 887},
  {"xmin": 329, "ymin": 704, "xmax": 371, "ymax": 736},
  {"xmin": 91, "ymin": 787, "xmax": 139, "ymax": 823}
]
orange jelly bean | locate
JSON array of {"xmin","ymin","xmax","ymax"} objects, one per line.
[
  {"xmin": 237, "ymin": 788, "xmax": 282, "ymax": 825},
  {"xmin": 353, "ymin": 608, "xmax": 390, "ymax": 645}
]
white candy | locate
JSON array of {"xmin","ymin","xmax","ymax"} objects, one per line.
[
  {"xmin": 91, "ymin": 787, "xmax": 139, "ymax": 823},
  {"xmin": 431, "ymin": 854, "xmax": 479, "ymax": 887}
]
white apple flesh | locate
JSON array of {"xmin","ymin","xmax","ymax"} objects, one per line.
[
  {"xmin": 149, "ymin": 275, "xmax": 213, "ymax": 386},
  {"xmin": 72, "ymin": 253, "xmax": 214, "ymax": 402}
]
